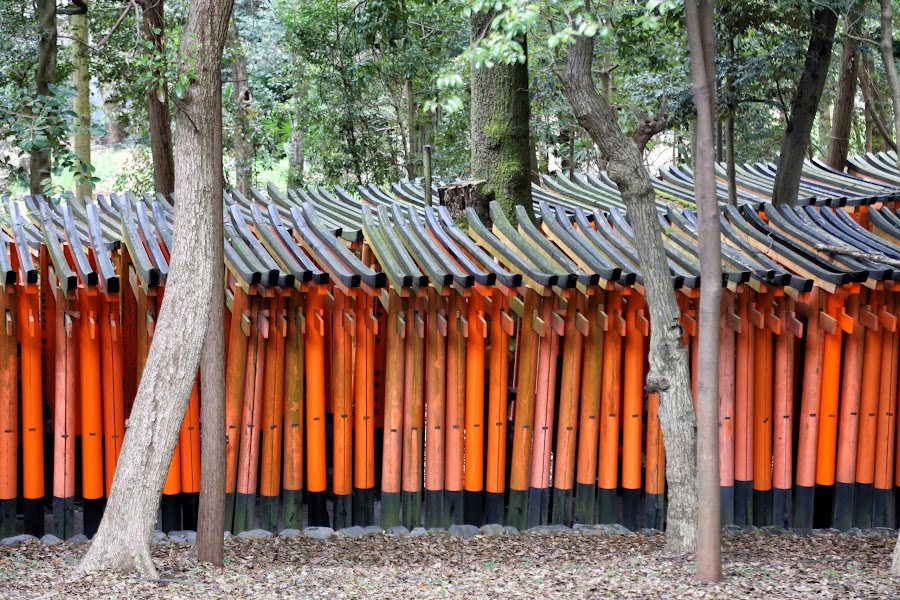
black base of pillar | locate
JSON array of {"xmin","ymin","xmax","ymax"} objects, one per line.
[
  {"xmin": 720, "ymin": 485, "xmax": 734, "ymax": 527},
  {"xmin": 813, "ymin": 484, "xmax": 834, "ymax": 529},
  {"xmin": 463, "ymin": 490, "xmax": 484, "ymax": 527},
  {"xmin": 225, "ymin": 492, "xmax": 236, "ymax": 533},
  {"xmin": 734, "ymin": 480, "xmax": 752, "ymax": 526},
  {"xmin": 181, "ymin": 492, "xmax": 199, "ymax": 531},
  {"xmin": 574, "ymin": 482, "xmax": 595, "ymax": 525},
  {"xmin": 232, "ymin": 493, "xmax": 255, "ymax": 534},
  {"xmin": 424, "ymin": 489, "xmax": 444, "ymax": 529},
  {"xmin": 526, "ymin": 487, "xmax": 548, "ymax": 529},
  {"xmin": 484, "ymin": 491, "xmax": 503, "ymax": 526},
  {"xmin": 793, "ymin": 484, "xmax": 814, "ymax": 529},
  {"xmin": 0, "ymin": 498, "xmax": 15, "ymax": 538},
  {"xmin": 551, "ymin": 488, "xmax": 572, "ymax": 526},
  {"xmin": 753, "ymin": 489, "xmax": 772, "ymax": 527},
  {"xmin": 401, "ymin": 491, "xmax": 421, "ymax": 530},
  {"xmin": 621, "ymin": 488, "xmax": 639, "ymax": 531},
  {"xmin": 873, "ymin": 488, "xmax": 893, "ymax": 528},
  {"xmin": 773, "ymin": 487, "xmax": 792, "ymax": 529},
  {"xmin": 353, "ymin": 487, "xmax": 375, "ymax": 527},
  {"xmin": 380, "ymin": 491, "xmax": 401, "ymax": 530},
  {"xmin": 283, "ymin": 489, "xmax": 303, "ymax": 530},
  {"xmin": 23, "ymin": 498, "xmax": 45, "ymax": 538},
  {"xmin": 853, "ymin": 483, "xmax": 873, "ymax": 529},
  {"xmin": 644, "ymin": 492, "xmax": 664, "ymax": 531},
  {"xmin": 52, "ymin": 496, "xmax": 74, "ymax": 539},
  {"xmin": 506, "ymin": 489, "xmax": 527, "ymax": 531},
  {"xmin": 307, "ymin": 491, "xmax": 329, "ymax": 528},
  {"xmin": 82, "ymin": 498, "xmax": 104, "ymax": 539},
  {"xmin": 333, "ymin": 493, "xmax": 352, "ymax": 530},
  {"xmin": 259, "ymin": 494, "xmax": 279, "ymax": 532},
  {"xmin": 597, "ymin": 488, "xmax": 616, "ymax": 524},
  {"xmin": 832, "ymin": 482, "xmax": 855, "ymax": 531}
]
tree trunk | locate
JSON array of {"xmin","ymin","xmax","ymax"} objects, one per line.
[
  {"xmin": 77, "ymin": 0, "xmax": 234, "ymax": 577},
  {"xmin": 560, "ymin": 31, "xmax": 697, "ymax": 555},
  {"xmin": 470, "ymin": 8, "xmax": 534, "ymax": 224},
  {"xmin": 196, "ymin": 220, "xmax": 225, "ymax": 564},
  {"xmin": 826, "ymin": 2, "xmax": 864, "ymax": 171},
  {"xmin": 72, "ymin": 2, "xmax": 92, "ymax": 200},
  {"xmin": 685, "ymin": 0, "xmax": 721, "ymax": 580},
  {"xmin": 406, "ymin": 79, "xmax": 417, "ymax": 179},
  {"xmin": 880, "ymin": 0, "xmax": 900, "ymax": 170},
  {"xmin": 287, "ymin": 112, "xmax": 305, "ymax": 188},
  {"xmin": 860, "ymin": 56, "xmax": 898, "ymax": 151},
  {"xmin": 771, "ymin": 8, "xmax": 838, "ymax": 205},
  {"xmin": 139, "ymin": 0, "xmax": 175, "ymax": 197},
  {"xmin": 30, "ymin": 0, "xmax": 56, "ymax": 195},
  {"xmin": 228, "ymin": 20, "xmax": 252, "ymax": 196},
  {"xmin": 103, "ymin": 98, "xmax": 128, "ymax": 144}
]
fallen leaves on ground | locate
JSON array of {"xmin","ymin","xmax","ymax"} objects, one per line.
[{"xmin": 1, "ymin": 530, "xmax": 897, "ymax": 598}]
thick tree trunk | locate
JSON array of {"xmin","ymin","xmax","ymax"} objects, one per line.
[
  {"xmin": 30, "ymin": 0, "xmax": 56, "ymax": 195},
  {"xmin": 103, "ymin": 99, "xmax": 128, "ymax": 144},
  {"xmin": 470, "ymin": 8, "xmax": 534, "ymax": 224},
  {"xmin": 561, "ymin": 32, "xmax": 697, "ymax": 555},
  {"xmin": 771, "ymin": 8, "xmax": 838, "ymax": 205},
  {"xmin": 196, "ymin": 224, "xmax": 225, "ymax": 564},
  {"xmin": 685, "ymin": 0, "xmax": 721, "ymax": 581},
  {"xmin": 72, "ymin": 2, "xmax": 92, "ymax": 200},
  {"xmin": 77, "ymin": 0, "xmax": 234, "ymax": 577},
  {"xmin": 139, "ymin": 0, "xmax": 175, "ymax": 197},
  {"xmin": 826, "ymin": 3, "xmax": 864, "ymax": 171},
  {"xmin": 228, "ymin": 20, "xmax": 253, "ymax": 196},
  {"xmin": 880, "ymin": 0, "xmax": 900, "ymax": 170}
]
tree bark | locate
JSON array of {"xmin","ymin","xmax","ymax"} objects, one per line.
[
  {"xmin": 560, "ymin": 31, "xmax": 697, "ymax": 555},
  {"xmin": 228, "ymin": 19, "xmax": 252, "ymax": 196},
  {"xmin": 406, "ymin": 79, "xmax": 417, "ymax": 179},
  {"xmin": 771, "ymin": 8, "xmax": 838, "ymax": 205},
  {"xmin": 196, "ymin": 218, "xmax": 225, "ymax": 564},
  {"xmin": 826, "ymin": 2, "xmax": 864, "ymax": 171},
  {"xmin": 30, "ymin": 0, "xmax": 57, "ymax": 195},
  {"xmin": 860, "ymin": 59, "xmax": 898, "ymax": 151},
  {"xmin": 879, "ymin": 0, "xmax": 900, "ymax": 170},
  {"xmin": 77, "ymin": 0, "xmax": 234, "ymax": 577},
  {"xmin": 685, "ymin": 0, "xmax": 721, "ymax": 580},
  {"xmin": 139, "ymin": 0, "xmax": 176, "ymax": 197},
  {"xmin": 470, "ymin": 8, "xmax": 534, "ymax": 224},
  {"xmin": 72, "ymin": 2, "xmax": 92, "ymax": 200}
]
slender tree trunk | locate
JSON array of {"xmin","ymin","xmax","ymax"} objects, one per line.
[
  {"xmin": 102, "ymin": 95, "xmax": 128, "ymax": 144},
  {"xmin": 228, "ymin": 20, "xmax": 252, "ymax": 195},
  {"xmin": 772, "ymin": 8, "xmax": 838, "ymax": 205},
  {"xmin": 880, "ymin": 0, "xmax": 900, "ymax": 170},
  {"xmin": 686, "ymin": 0, "xmax": 721, "ymax": 580},
  {"xmin": 561, "ymin": 30, "xmax": 697, "ymax": 555},
  {"xmin": 139, "ymin": 0, "xmax": 175, "ymax": 197},
  {"xmin": 470, "ymin": 8, "xmax": 534, "ymax": 224},
  {"xmin": 725, "ymin": 31, "xmax": 737, "ymax": 206},
  {"xmin": 827, "ymin": 2, "xmax": 864, "ymax": 171},
  {"xmin": 196, "ymin": 220, "xmax": 225, "ymax": 564},
  {"xmin": 77, "ymin": 0, "xmax": 234, "ymax": 577},
  {"xmin": 860, "ymin": 55, "xmax": 898, "ymax": 151},
  {"xmin": 72, "ymin": 2, "xmax": 92, "ymax": 200},
  {"xmin": 406, "ymin": 79, "xmax": 417, "ymax": 179},
  {"xmin": 31, "ymin": 0, "xmax": 57, "ymax": 194}
]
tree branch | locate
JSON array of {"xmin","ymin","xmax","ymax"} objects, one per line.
[
  {"xmin": 815, "ymin": 243, "xmax": 900, "ymax": 268},
  {"xmin": 95, "ymin": 2, "xmax": 134, "ymax": 49},
  {"xmin": 58, "ymin": 0, "xmax": 88, "ymax": 15}
]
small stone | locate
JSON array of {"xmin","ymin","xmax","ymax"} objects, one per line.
[
  {"xmin": 526, "ymin": 524, "xmax": 571, "ymax": 534},
  {"xmin": 760, "ymin": 526, "xmax": 788, "ymax": 536},
  {"xmin": 742, "ymin": 525, "xmax": 759, "ymax": 534},
  {"xmin": 386, "ymin": 526, "xmax": 409, "ymax": 537},
  {"xmin": 279, "ymin": 528, "xmax": 303, "ymax": 538},
  {"xmin": 449, "ymin": 524, "xmax": 481, "ymax": 539},
  {"xmin": 336, "ymin": 526, "xmax": 366, "ymax": 539},
  {"xmin": 303, "ymin": 527, "xmax": 334, "ymax": 541},
  {"xmin": 151, "ymin": 531, "xmax": 167, "ymax": 546},
  {"xmin": 236, "ymin": 529, "xmax": 273, "ymax": 540},
  {"xmin": 426, "ymin": 527, "xmax": 446, "ymax": 535},
  {"xmin": 409, "ymin": 527, "xmax": 427, "ymax": 537},
  {"xmin": 599, "ymin": 524, "xmax": 631, "ymax": 535},
  {"xmin": 480, "ymin": 524, "xmax": 506, "ymax": 537},
  {"xmin": 1, "ymin": 534, "xmax": 37, "ymax": 546},
  {"xmin": 638, "ymin": 528, "xmax": 662, "ymax": 536},
  {"xmin": 573, "ymin": 524, "xmax": 603, "ymax": 536},
  {"xmin": 167, "ymin": 530, "xmax": 195, "ymax": 545},
  {"xmin": 793, "ymin": 528, "xmax": 812, "ymax": 538},
  {"xmin": 722, "ymin": 524, "xmax": 743, "ymax": 536},
  {"xmin": 810, "ymin": 528, "xmax": 839, "ymax": 537},
  {"xmin": 224, "ymin": 531, "xmax": 232, "ymax": 540},
  {"xmin": 865, "ymin": 527, "xmax": 897, "ymax": 539},
  {"xmin": 846, "ymin": 527, "xmax": 864, "ymax": 538},
  {"xmin": 503, "ymin": 526, "xmax": 519, "ymax": 536},
  {"xmin": 41, "ymin": 534, "xmax": 62, "ymax": 546},
  {"xmin": 362, "ymin": 525, "xmax": 384, "ymax": 536},
  {"xmin": 70, "ymin": 534, "xmax": 90, "ymax": 545}
]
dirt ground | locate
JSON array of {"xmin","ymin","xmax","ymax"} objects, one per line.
[{"xmin": 1, "ymin": 529, "xmax": 898, "ymax": 599}]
